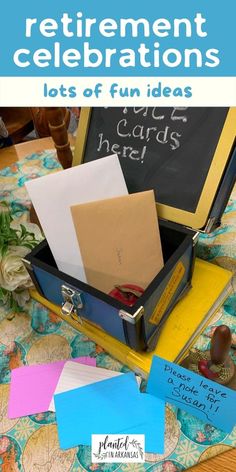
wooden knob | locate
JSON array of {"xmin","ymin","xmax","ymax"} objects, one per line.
[{"xmin": 210, "ymin": 325, "xmax": 232, "ymax": 365}]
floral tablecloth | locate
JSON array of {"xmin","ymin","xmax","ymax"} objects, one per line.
[{"xmin": 0, "ymin": 150, "xmax": 235, "ymax": 472}]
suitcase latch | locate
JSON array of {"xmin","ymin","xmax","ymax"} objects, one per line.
[{"xmin": 61, "ymin": 285, "xmax": 83, "ymax": 324}]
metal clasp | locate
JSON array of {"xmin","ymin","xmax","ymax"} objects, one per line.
[
  {"xmin": 61, "ymin": 285, "xmax": 83, "ymax": 324},
  {"xmin": 119, "ymin": 306, "xmax": 144, "ymax": 324}
]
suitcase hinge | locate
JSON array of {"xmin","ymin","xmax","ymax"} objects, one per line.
[
  {"xmin": 192, "ymin": 231, "xmax": 200, "ymax": 246},
  {"xmin": 61, "ymin": 285, "xmax": 83, "ymax": 324},
  {"xmin": 119, "ymin": 306, "xmax": 144, "ymax": 324}
]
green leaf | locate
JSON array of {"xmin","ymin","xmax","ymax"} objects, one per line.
[
  {"xmin": 0, "ymin": 210, "xmax": 12, "ymax": 229},
  {"xmin": 12, "ymin": 297, "xmax": 20, "ymax": 312},
  {"xmin": 20, "ymin": 224, "xmax": 27, "ymax": 238},
  {"xmin": 0, "ymin": 287, "xmax": 7, "ymax": 298},
  {"xmin": 25, "ymin": 232, "xmax": 36, "ymax": 239},
  {"xmin": 1, "ymin": 244, "xmax": 8, "ymax": 257}
]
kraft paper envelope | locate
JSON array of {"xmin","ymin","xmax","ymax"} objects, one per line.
[
  {"xmin": 71, "ymin": 190, "xmax": 164, "ymax": 293},
  {"xmin": 25, "ymin": 155, "xmax": 128, "ymax": 281},
  {"xmin": 49, "ymin": 361, "xmax": 123, "ymax": 412}
]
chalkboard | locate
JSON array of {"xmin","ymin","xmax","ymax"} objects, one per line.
[{"xmin": 76, "ymin": 107, "xmax": 230, "ymax": 215}]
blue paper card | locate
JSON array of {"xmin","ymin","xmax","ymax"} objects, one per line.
[
  {"xmin": 54, "ymin": 372, "xmax": 165, "ymax": 453},
  {"xmin": 147, "ymin": 356, "xmax": 236, "ymax": 433}
]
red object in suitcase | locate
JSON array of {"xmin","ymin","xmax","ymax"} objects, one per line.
[{"xmin": 109, "ymin": 284, "xmax": 144, "ymax": 307}]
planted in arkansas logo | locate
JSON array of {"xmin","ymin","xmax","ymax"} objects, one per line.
[{"xmin": 92, "ymin": 434, "xmax": 145, "ymax": 463}]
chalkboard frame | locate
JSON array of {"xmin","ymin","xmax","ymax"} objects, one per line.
[{"xmin": 73, "ymin": 107, "xmax": 236, "ymax": 230}]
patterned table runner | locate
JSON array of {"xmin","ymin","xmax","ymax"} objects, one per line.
[{"xmin": 0, "ymin": 150, "xmax": 235, "ymax": 472}]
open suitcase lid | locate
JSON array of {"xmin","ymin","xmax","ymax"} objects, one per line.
[{"xmin": 73, "ymin": 107, "xmax": 236, "ymax": 231}]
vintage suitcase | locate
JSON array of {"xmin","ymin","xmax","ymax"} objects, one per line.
[{"xmin": 24, "ymin": 107, "xmax": 236, "ymax": 352}]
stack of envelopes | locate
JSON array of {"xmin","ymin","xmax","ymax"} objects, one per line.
[{"xmin": 8, "ymin": 359, "xmax": 165, "ymax": 453}]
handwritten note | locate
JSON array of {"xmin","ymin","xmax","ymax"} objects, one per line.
[
  {"xmin": 147, "ymin": 356, "xmax": 236, "ymax": 433},
  {"xmin": 96, "ymin": 107, "xmax": 188, "ymax": 164}
]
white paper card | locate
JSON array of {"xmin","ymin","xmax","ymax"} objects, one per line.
[
  {"xmin": 25, "ymin": 155, "xmax": 128, "ymax": 281},
  {"xmin": 49, "ymin": 361, "xmax": 123, "ymax": 412}
]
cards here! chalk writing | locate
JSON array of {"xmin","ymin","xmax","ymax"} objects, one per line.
[
  {"xmin": 81, "ymin": 107, "xmax": 229, "ymax": 214},
  {"xmin": 147, "ymin": 356, "xmax": 236, "ymax": 433}
]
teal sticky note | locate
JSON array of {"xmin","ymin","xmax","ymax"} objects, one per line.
[
  {"xmin": 147, "ymin": 356, "xmax": 236, "ymax": 433},
  {"xmin": 54, "ymin": 372, "xmax": 165, "ymax": 453}
]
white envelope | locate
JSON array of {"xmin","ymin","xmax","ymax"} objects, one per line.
[
  {"xmin": 25, "ymin": 155, "xmax": 128, "ymax": 281},
  {"xmin": 49, "ymin": 361, "xmax": 123, "ymax": 412}
]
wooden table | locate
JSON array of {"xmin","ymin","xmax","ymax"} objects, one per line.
[
  {"xmin": 0, "ymin": 134, "xmax": 75, "ymax": 168},
  {"xmin": 0, "ymin": 137, "xmax": 56, "ymax": 167},
  {"xmin": 0, "ymin": 139, "xmax": 235, "ymax": 472},
  {"xmin": 0, "ymin": 107, "xmax": 34, "ymax": 143}
]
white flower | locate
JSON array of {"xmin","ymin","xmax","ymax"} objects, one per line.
[{"xmin": 0, "ymin": 246, "xmax": 33, "ymax": 291}]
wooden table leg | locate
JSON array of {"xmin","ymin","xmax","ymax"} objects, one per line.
[{"xmin": 44, "ymin": 107, "xmax": 73, "ymax": 169}]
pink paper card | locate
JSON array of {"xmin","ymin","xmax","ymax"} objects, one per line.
[{"xmin": 8, "ymin": 357, "xmax": 96, "ymax": 419}]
